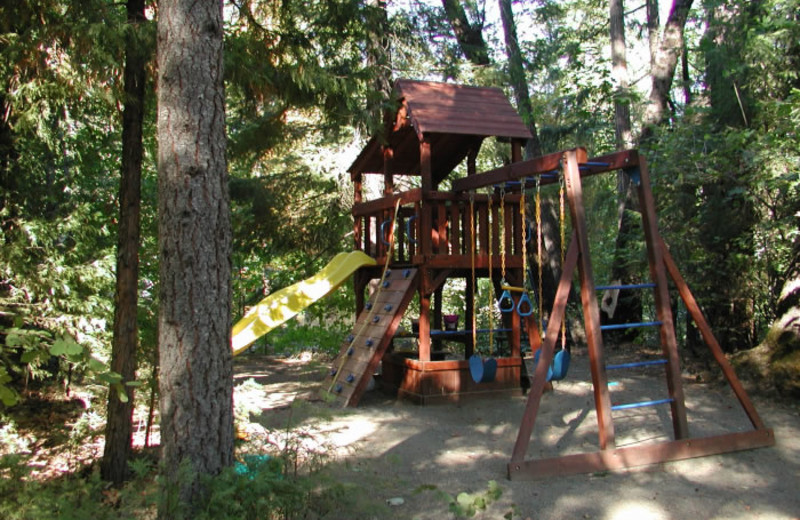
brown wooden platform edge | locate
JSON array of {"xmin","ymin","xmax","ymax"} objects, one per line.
[
  {"xmin": 386, "ymin": 384, "xmax": 524, "ymax": 406},
  {"xmin": 507, "ymin": 428, "xmax": 775, "ymax": 480}
]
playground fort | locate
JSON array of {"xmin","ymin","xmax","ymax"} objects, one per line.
[{"xmin": 232, "ymin": 80, "xmax": 773, "ymax": 478}]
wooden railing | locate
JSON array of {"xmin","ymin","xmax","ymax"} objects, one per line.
[{"xmin": 353, "ymin": 190, "xmax": 527, "ymax": 269}]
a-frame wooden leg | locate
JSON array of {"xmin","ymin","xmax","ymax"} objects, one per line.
[
  {"xmin": 634, "ymin": 156, "xmax": 689, "ymax": 439},
  {"xmin": 562, "ymin": 149, "xmax": 615, "ymax": 450},
  {"xmin": 510, "ymin": 234, "xmax": 579, "ymax": 466}
]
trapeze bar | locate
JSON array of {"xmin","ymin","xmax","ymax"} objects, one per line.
[
  {"xmin": 595, "ymin": 283, "xmax": 657, "ymax": 291},
  {"xmin": 606, "ymin": 359, "xmax": 668, "ymax": 370},
  {"xmin": 600, "ymin": 320, "xmax": 663, "ymax": 331},
  {"xmin": 611, "ymin": 398, "xmax": 674, "ymax": 411}
]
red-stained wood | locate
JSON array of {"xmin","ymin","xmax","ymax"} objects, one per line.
[
  {"xmin": 511, "ymin": 234, "xmax": 579, "ymax": 463},
  {"xmin": 660, "ymin": 237, "xmax": 767, "ymax": 430},
  {"xmin": 562, "ymin": 149, "xmax": 615, "ymax": 450},
  {"xmin": 508, "ymin": 429, "xmax": 775, "ymax": 480},
  {"xmin": 635, "ymin": 156, "xmax": 689, "ymax": 439}
]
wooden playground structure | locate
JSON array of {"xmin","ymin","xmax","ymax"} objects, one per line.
[{"xmin": 321, "ymin": 79, "xmax": 774, "ymax": 477}]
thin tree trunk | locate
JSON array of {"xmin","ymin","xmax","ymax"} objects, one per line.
[
  {"xmin": 157, "ymin": 0, "xmax": 234, "ymax": 516},
  {"xmin": 610, "ymin": 0, "xmax": 633, "ymax": 151},
  {"xmin": 646, "ymin": 0, "xmax": 660, "ymax": 73},
  {"xmin": 365, "ymin": 0, "xmax": 392, "ymax": 140},
  {"xmin": 607, "ymin": 0, "xmax": 641, "ymax": 338},
  {"xmin": 498, "ymin": 0, "xmax": 542, "ymax": 158},
  {"xmin": 640, "ymin": 0, "xmax": 694, "ymax": 142},
  {"xmin": 101, "ymin": 0, "xmax": 147, "ymax": 486}
]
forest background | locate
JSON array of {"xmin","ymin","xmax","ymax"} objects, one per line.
[{"xmin": 0, "ymin": 0, "xmax": 798, "ymax": 518}]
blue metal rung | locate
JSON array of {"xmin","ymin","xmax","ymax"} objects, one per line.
[
  {"xmin": 580, "ymin": 161, "xmax": 611, "ymax": 168},
  {"xmin": 607, "ymin": 359, "xmax": 668, "ymax": 370},
  {"xmin": 596, "ymin": 283, "xmax": 656, "ymax": 291},
  {"xmin": 612, "ymin": 398, "xmax": 674, "ymax": 411},
  {"xmin": 601, "ymin": 320, "xmax": 662, "ymax": 331}
]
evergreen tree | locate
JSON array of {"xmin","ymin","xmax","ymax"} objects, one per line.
[{"xmin": 156, "ymin": 0, "xmax": 233, "ymax": 515}]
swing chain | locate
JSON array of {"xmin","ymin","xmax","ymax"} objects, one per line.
[
  {"xmin": 499, "ymin": 187, "xmax": 506, "ymax": 284},
  {"xmin": 559, "ymin": 171, "xmax": 567, "ymax": 349},
  {"xmin": 469, "ymin": 192, "xmax": 477, "ymax": 351},
  {"xmin": 536, "ymin": 176, "xmax": 543, "ymax": 335}
]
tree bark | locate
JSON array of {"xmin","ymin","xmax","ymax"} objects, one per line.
[
  {"xmin": 646, "ymin": 0, "xmax": 660, "ymax": 74},
  {"xmin": 441, "ymin": 0, "xmax": 490, "ymax": 66},
  {"xmin": 605, "ymin": 0, "xmax": 642, "ymax": 338},
  {"xmin": 101, "ymin": 0, "xmax": 147, "ymax": 486},
  {"xmin": 365, "ymin": 0, "xmax": 393, "ymax": 141},
  {"xmin": 498, "ymin": 0, "xmax": 542, "ymax": 158},
  {"xmin": 609, "ymin": 0, "xmax": 633, "ymax": 151},
  {"xmin": 640, "ymin": 0, "xmax": 694, "ymax": 142},
  {"xmin": 156, "ymin": 0, "xmax": 234, "ymax": 516}
]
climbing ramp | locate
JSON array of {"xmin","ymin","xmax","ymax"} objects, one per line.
[{"xmin": 321, "ymin": 268, "xmax": 419, "ymax": 407}]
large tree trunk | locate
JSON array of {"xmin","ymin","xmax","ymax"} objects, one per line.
[
  {"xmin": 497, "ymin": 0, "xmax": 542, "ymax": 158},
  {"xmin": 640, "ymin": 0, "xmax": 694, "ymax": 142},
  {"xmin": 101, "ymin": 0, "xmax": 148, "ymax": 486},
  {"xmin": 441, "ymin": 0, "xmax": 490, "ymax": 66},
  {"xmin": 156, "ymin": 0, "xmax": 234, "ymax": 516}
]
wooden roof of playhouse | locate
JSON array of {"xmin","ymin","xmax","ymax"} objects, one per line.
[{"xmin": 349, "ymin": 80, "xmax": 532, "ymax": 186}]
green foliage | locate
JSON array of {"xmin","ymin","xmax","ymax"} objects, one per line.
[{"xmin": 441, "ymin": 480, "xmax": 504, "ymax": 518}]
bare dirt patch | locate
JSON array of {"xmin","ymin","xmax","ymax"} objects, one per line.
[{"xmin": 234, "ymin": 352, "xmax": 800, "ymax": 520}]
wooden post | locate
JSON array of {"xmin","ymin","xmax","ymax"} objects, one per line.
[
  {"xmin": 562, "ymin": 148, "xmax": 615, "ymax": 450},
  {"xmin": 354, "ymin": 173, "xmax": 363, "ymax": 252},
  {"xmin": 420, "ymin": 140, "xmax": 433, "ymax": 259},
  {"xmin": 634, "ymin": 156, "xmax": 689, "ymax": 439},
  {"xmin": 383, "ymin": 146, "xmax": 394, "ymax": 196}
]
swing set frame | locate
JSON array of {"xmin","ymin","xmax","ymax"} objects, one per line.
[{"xmin": 473, "ymin": 147, "xmax": 775, "ymax": 479}]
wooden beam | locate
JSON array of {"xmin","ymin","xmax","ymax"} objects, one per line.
[
  {"xmin": 510, "ymin": 234, "xmax": 579, "ymax": 463},
  {"xmin": 508, "ymin": 429, "xmax": 774, "ymax": 480},
  {"xmin": 562, "ymin": 149, "xmax": 615, "ymax": 450},
  {"xmin": 660, "ymin": 237, "xmax": 767, "ymax": 431},
  {"xmin": 635, "ymin": 156, "xmax": 689, "ymax": 439},
  {"xmin": 452, "ymin": 149, "xmax": 566, "ymax": 192}
]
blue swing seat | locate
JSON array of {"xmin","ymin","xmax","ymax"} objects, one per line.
[
  {"xmin": 533, "ymin": 348, "xmax": 571, "ymax": 382},
  {"xmin": 469, "ymin": 354, "xmax": 498, "ymax": 383}
]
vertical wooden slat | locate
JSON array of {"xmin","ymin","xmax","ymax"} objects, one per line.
[
  {"xmin": 635, "ymin": 157, "xmax": 689, "ymax": 440},
  {"xmin": 479, "ymin": 199, "xmax": 489, "ymax": 255},
  {"xmin": 562, "ymin": 148, "xmax": 615, "ymax": 450},
  {"xmin": 437, "ymin": 203, "xmax": 447, "ymax": 255},
  {"xmin": 449, "ymin": 202, "xmax": 460, "ymax": 255}
]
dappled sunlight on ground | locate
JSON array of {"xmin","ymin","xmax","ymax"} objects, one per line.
[{"xmin": 234, "ymin": 352, "xmax": 800, "ymax": 520}]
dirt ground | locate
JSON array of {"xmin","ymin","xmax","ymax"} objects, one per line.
[{"xmin": 233, "ymin": 350, "xmax": 800, "ymax": 520}]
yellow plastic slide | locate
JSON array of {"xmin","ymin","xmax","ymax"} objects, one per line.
[{"xmin": 231, "ymin": 251, "xmax": 376, "ymax": 356}]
